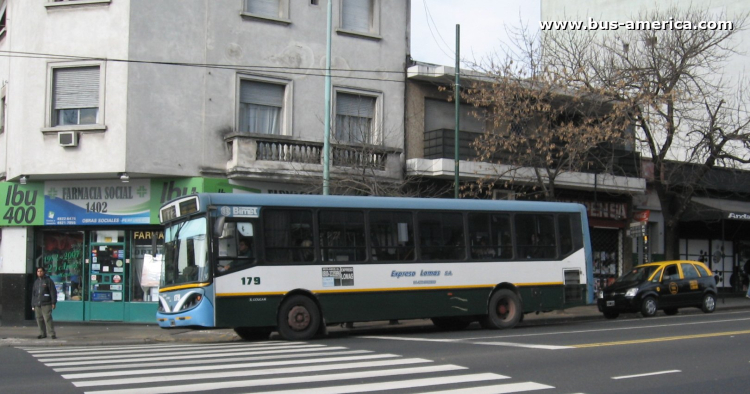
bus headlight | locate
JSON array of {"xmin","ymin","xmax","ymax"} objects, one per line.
[
  {"xmin": 625, "ymin": 287, "xmax": 638, "ymax": 298},
  {"xmin": 178, "ymin": 294, "xmax": 203, "ymax": 311}
]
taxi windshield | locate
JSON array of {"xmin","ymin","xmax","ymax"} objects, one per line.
[{"xmin": 616, "ymin": 265, "xmax": 661, "ymax": 283}]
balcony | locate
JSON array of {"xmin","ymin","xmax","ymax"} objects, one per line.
[{"xmin": 225, "ymin": 134, "xmax": 402, "ymax": 182}]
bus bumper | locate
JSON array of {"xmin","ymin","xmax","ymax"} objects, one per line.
[{"xmin": 156, "ymin": 297, "xmax": 215, "ymax": 328}]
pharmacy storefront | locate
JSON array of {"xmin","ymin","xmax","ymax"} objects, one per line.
[{"xmin": 0, "ymin": 177, "xmax": 298, "ymax": 323}]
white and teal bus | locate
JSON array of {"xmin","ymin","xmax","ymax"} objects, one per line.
[{"xmin": 156, "ymin": 193, "xmax": 593, "ymax": 340}]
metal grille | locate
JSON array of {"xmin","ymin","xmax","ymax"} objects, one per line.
[{"xmin": 591, "ymin": 228, "xmax": 621, "ymax": 294}]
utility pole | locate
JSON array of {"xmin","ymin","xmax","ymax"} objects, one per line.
[
  {"xmin": 322, "ymin": 0, "xmax": 333, "ymax": 195},
  {"xmin": 454, "ymin": 24, "xmax": 460, "ymax": 199}
]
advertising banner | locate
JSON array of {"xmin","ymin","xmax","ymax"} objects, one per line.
[
  {"xmin": 0, "ymin": 182, "xmax": 45, "ymax": 226},
  {"xmin": 45, "ymin": 179, "xmax": 151, "ymax": 225}
]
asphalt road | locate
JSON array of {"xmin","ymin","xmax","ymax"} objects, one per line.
[{"xmin": 2, "ymin": 308, "xmax": 749, "ymax": 393}]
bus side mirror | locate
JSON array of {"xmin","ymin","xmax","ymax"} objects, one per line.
[{"xmin": 213, "ymin": 217, "xmax": 226, "ymax": 238}]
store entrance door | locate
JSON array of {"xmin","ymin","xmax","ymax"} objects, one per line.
[{"xmin": 87, "ymin": 231, "xmax": 127, "ymax": 321}]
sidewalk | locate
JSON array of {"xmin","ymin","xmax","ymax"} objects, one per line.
[{"xmin": 2, "ymin": 295, "xmax": 748, "ymax": 347}]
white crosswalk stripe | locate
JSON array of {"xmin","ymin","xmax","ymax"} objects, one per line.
[{"xmin": 18, "ymin": 342, "xmax": 556, "ymax": 393}]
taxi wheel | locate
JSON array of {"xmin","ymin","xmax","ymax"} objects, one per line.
[
  {"xmin": 277, "ymin": 295, "xmax": 321, "ymax": 340},
  {"xmin": 663, "ymin": 308, "xmax": 678, "ymax": 316},
  {"xmin": 640, "ymin": 296, "xmax": 658, "ymax": 317},
  {"xmin": 701, "ymin": 293, "xmax": 717, "ymax": 313},
  {"xmin": 603, "ymin": 311, "xmax": 619, "ymax": 319}
]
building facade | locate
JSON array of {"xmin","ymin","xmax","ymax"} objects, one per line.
[
  {"xmin": 542, "ymin": 0, "xmax": 750, "ymax": 289},
  {"xmin": 0, "ymin": 0, "xmax": 409, "ymax": 323},
  {"xmin": 404, "ymin": 62, "xmax": 647, "ymax": 293}
]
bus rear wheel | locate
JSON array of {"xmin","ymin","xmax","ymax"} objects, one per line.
[
  {"xmin": 277, "ymin": 295, "xmax": 321, "ymax": 341},
  {"xmin": 234, "ymin": 327, "xmax": 272, "ymax": 341},
  {"xmin": 480, "ymin": 289, "xmax": 522, "ymax": 329}
]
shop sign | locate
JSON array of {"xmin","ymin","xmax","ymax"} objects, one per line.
[
  {"xmin": 633, "ymin": 210, "xmax": 650, "ymax": 222},
  {"xmin": 0, "ymin": 182, "xmax": 45, "ymax": 226},
  {"xmin": 560, "ymin": 199, "xmax": 628, "ymax": 221},
  {"xmin": 45, "ymin": 179, "xmax": 151, "ymax": 225}
]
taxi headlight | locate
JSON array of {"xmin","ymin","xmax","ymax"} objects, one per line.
[
  {"xmin": 625, "ymin": 287, "xmax": 639, "ymax": 298},
  {"xmin": 597, "ymin": 290, "xmax": 604, "ymax": 299}
]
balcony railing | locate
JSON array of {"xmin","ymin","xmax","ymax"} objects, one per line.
[
  {"xmin": 256, "ymin": 139, "xmax": 322, "ymax": 164},
  {"xmin": 225, "ymin": 134, "xmax": 400, "ymax": 179}
]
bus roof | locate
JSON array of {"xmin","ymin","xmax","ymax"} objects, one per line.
[{"xmin": 185, "ymin": 193, "xmax": 587, "ymax": 214}]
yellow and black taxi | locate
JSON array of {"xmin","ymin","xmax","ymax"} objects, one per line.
[{"xmin": 597, "ymin": 260, "xmax": 717, "ymax": 319}]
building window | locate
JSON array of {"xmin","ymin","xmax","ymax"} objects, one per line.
[
  {"xmin": 335, "ymin": 92, "xmax": 377, "ymax": 144},
  {"xmin": 242, "ymin": 0, "xmax": 290, "ymax": 23},
  {"xmin": 0, "ymin": 0, "xmax": 7, "ymax": 39},
  {"xmin": 239, "ymin": 79, "xmax": 286, "ymax": 135},
  {"xmin": 46, "ymin": 0, "xmax": 112, "ymax": 7},
  {"xmin": 0, "ymin": 92, "xmax": 5, "ymax": 134},
  {"xmin": 340, "ymin": 0, "xmax": 379, "ymax": 37},
  {"xmin": 52, "ymin": 66, "xmax": 100, "ymax": 127}
]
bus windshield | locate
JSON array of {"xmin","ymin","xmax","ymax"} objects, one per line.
[{"xmin": 163, "ymin": 217, "xmax": 209, "ymax": 287}]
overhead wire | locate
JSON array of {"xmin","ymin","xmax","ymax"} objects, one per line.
[{"xmin": 421, "ymin": 0, "xmax": 455, "ymax": 62}]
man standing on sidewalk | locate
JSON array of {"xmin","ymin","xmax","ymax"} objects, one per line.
[{"xmin": 31, "ymin": 267, "xmax": 57, "ymax": 339}]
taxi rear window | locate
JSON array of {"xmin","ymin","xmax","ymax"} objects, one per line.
[{"xmin": 695, "ymin": 264, "xmax": 710, "ymax": 277}]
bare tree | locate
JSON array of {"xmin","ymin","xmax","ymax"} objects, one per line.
[
  {"xmin": 460, "ymin": 25, "xmax": 631, "ymax": 201},
  {"xmin": 541, "ymin": 5, "xmax": 750, "ymax": 259}
]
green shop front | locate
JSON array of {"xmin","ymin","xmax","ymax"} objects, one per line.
[{"xmin": 1, "ymin": 177, "xmax": 237, "ymax": 323}]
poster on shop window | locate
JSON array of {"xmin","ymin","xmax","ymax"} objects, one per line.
[{"xmin": 44, "ymin": 179, "xmax": 151, "ymax": 225}]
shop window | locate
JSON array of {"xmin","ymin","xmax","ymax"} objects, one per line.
[
  {"xmin": 89, "ymin": 230, "xmax": 126, "ymax": 303},
  {"xmin": 36, "ymin": 231, "xmax": 84, "ymax": 301},
  {"xmin": 131, "ymin": 231, "xmax": 164, "ymax": 302},
  {"xmin": 592, "ymin": 228, "xmax": 621, "ymax": 293}
]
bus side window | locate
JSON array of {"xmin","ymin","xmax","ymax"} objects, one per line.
[
  {"xmin": 264, "ymin": 209, "xmax": 314, "ymax": 264},
  {"xmin": 558, "ymin": 214, "xmax": 574, "ymax": 257},
  {"xmin": 319, "ymin": 210, "xmax": 366, "ymax": 262},
  {"xmin": 418, "ymin": 212, "xmax": 465, "ymax": 261},
  {"xmin": 515, "ymin": 214, "xmax": 557, "ymax": 259},
  {"xmin": 369, "ymin": 211, "xmax": 415, "ymax": 261}
]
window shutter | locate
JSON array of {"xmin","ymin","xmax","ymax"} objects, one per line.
[
  {"xmin": 240, "ymin": 81, "xmax": 285, "ymax": 107},
  {"xmin": 245, "ymin": 0, "xmax": 279, "ymax": 18},
  {"xmin": 337, "ymin": 93, "xmax": 374, "ymax": 118},
  {"xmin": 53, "ymin": 67, "xmax": 99, "ymax": 110},
  {"xmin": 342, "ymin": 0, "xmax": 370, "ymax": 32}
]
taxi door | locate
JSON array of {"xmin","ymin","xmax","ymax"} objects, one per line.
[
  {"xmin": 658, "ymin": 264, "xmax": 683, "ymax": 307},
  {"xmin": 679, "ymin": 262, "xmax": 704, "ymax": 305}
]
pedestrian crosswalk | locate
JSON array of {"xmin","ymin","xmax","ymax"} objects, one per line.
[{"xmin": 19, "ymin": 341, "xmax": 555, "ymax": 393}]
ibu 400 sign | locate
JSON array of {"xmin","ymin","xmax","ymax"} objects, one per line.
[{"xmin": 1, "ymin": 183, "xmax": 43, "ymax": 225}]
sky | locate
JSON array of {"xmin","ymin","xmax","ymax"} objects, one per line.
[{"xmin": 410, "ymin": 0, "xmax": 541, "ymax": 67}]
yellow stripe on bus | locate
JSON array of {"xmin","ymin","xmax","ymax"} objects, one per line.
[
  {"xmin": 160, "ymin": 282, "xmax": 211, "ymax": 292},
  {"xmin": 216, "ymin": 282, "xmax": 565, "ymax": 297}
]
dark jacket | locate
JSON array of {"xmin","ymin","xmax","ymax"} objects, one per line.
[{"xmin": 32, "ymin": 275, "xmax": 57, "ymax": 307}]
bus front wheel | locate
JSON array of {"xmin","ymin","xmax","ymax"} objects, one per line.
[
  {"xmin": 277, "ymin": 295, "xmax": 321, "ymax": 340},
  {"xmin": 480, "ymin": 289, "xmax": 522, "ymax": 329}
]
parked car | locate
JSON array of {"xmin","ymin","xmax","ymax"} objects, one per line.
[{"xmin": 597, "ymin": 260, "xmax": 717, "ymax": 319}]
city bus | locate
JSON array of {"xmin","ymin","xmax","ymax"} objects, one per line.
[{"xmin": 156, "ymin": 193, "xmax": 593, "ymax": 340}]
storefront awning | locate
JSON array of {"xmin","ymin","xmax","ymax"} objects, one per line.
[{"xmin": 682, "ymin": 197, "xmax": 750, "ymax": 222}]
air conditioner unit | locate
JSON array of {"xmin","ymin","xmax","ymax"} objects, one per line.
[
  {"xmin": 58, "ymin": 131, "xmax": 79, "ymax": 147},
  {"xmin": 492, "ymin": 190, "xmax": 515, "ymax": 200}
]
